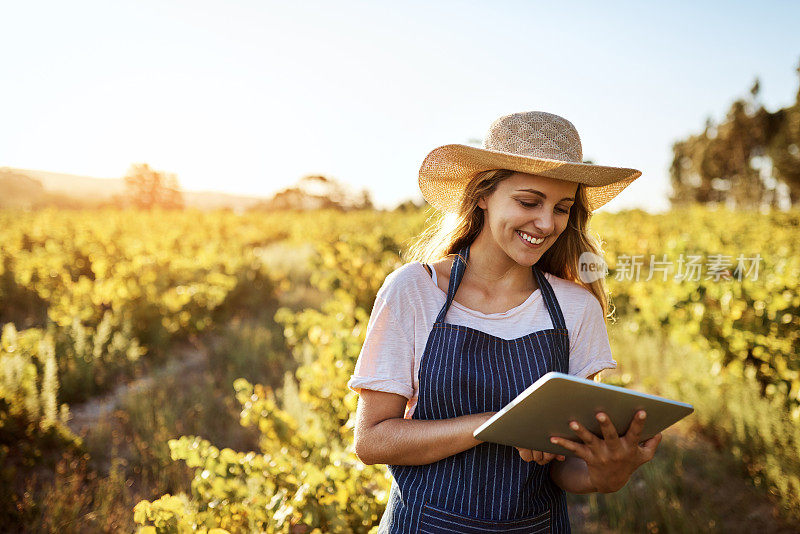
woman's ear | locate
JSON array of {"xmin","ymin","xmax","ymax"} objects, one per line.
[{"xmin": 477, "ymin": 196, "xmax": 487, "ymax": 210}]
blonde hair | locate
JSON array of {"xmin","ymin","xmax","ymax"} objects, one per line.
[{"xmin": 403, "ymin": 169, "xmax": 614, "ymax": 320}]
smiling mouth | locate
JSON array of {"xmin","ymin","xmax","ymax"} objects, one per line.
[{"xmin": 516, "ymin": 230, "xmax": 546, "ymax": 248}]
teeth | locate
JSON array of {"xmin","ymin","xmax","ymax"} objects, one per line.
[{"xmin": 518, "ymin": 231, "xmax": 544, "ymax": 244}]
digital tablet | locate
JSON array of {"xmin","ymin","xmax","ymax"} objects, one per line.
[{"xmin": 472, "ymin": 371, "xmax": 694, "ymax": 456}]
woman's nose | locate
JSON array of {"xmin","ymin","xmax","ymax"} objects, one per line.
[{"xmin": 534, "ymin": 213, "xmax": 555, "ymax": 235}]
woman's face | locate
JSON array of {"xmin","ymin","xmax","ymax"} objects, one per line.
[{"xmin": 477, "ymin": 171, "xmax": 578, "ymax": 264}]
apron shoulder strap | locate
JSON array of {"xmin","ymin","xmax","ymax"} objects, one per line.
[
  {"xmin": 532, "ymin": 265, "xmax": 567, "ymax": 331},
  {"xmin": 435, "ymin": 245, "xmax": 469, "ymax": 323}
]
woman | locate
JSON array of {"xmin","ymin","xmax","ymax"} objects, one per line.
[{"xmin": 348, "ymin": 111, "xmax": 663, "ymax": 533}]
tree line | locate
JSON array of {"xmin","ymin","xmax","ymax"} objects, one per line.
[{"xmin": 670, "ymin": 59, "xmax": 800, "ymax": 209}]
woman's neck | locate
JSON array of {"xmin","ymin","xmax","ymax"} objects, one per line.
[{"xmin": 464, "ymin": 229, "xmax": 539, "ymax": 295}]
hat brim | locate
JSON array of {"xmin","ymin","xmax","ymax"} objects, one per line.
[{"xmin": 419, "ymin": 144, "xmax": 642, "ymax": 212}]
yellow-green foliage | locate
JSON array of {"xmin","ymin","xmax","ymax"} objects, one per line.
[
  {"xmin": 0, "ymin": 322, "xmax": 81, "ymax": 522},
  {"xmin": 0, "ymin": 323, "xmax": 64, "ymax": 431},
  {"xmin": 134, "ymin": 282, "xmax": 394, "ymax": 532},
  {"xmin": 590, "ymin": 323, "xmax": 800, "ymax": 527},
  {"xmin": 0, "ymin": 207, "xmax": 288, "ymax": 409},
  {"xmin": 136, "ymin": 206, "xmax": 799, "ymax": 531},
  {"xmin": 134, "ymin": 230, "xmax": 410, "ymax": 532},
  {"xmin": 133, "ymin": 493, "xmax": 232, "ymax": 534},
  {"xmin": 0, "ymin": 312, "xmax": 147, "ymax": 444},
  {"xmin": 637, "ymin": 326, "xmax": 800, "ymax": 519},
  {"xmin": 594, "ymin": 206, "xmax": 800, "ymax": 412},
  {"xmin": 2, "ymin": 205, "xmax": 798, "ymax": 530}
]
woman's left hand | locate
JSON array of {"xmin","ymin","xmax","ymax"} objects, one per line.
[{"xmin": 549, "ymin": 410, "xmax": 662, "ymax": 493}]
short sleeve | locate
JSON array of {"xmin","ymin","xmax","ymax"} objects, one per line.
[
  {"xmin": 568, "ymin": 294, "xmax": 617, "ymax": 379},
  {"xmin": 347, "ymin": 294, "xmax": 415, "ymax": 399}
]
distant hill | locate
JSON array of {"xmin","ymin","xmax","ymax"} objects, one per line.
[
  {"xmin": 1, "ymin": 167, "xmax": 273, "ymax": 211},
  {"xmin": 0, "ymin": 168, "xmax": 100, "ymax": 209},
  {"xmin": 0, "ymin": 169, "xmax": 46, "ymax": 208}
]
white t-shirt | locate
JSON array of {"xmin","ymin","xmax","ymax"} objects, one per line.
[{"xmin": 347, "ymin": 261, "xmax": 617, "ymax": 419}]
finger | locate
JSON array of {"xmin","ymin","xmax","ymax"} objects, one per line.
[
  {"xmin": 515, "ymin": 447, "xmax": 534, "ymax": 462},
  {"xmin": 641, "ymin": 432, "xmax": 662, "ymax": 459},
  {"xmin": 550, "ymin": 435, "xmax": 591, "ymax": 463},
  {"xmin": 540, "ymin": 452, "xmax": 557, "ymax": 464},
  {"xmin": 525, "ymin": 449, "xmax": 556, "ymax": 465},
  {"xmin": 624, "ymin": 410, "xmax": 647, "ymax": 445},
  {"xmin": 595, "ymin": 412, "xmax": 623, "ymax": 450},
  {"xmin": 568, "ymin": 419, "xmax": 600, "ymax": 447}
]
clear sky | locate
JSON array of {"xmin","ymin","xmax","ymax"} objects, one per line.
[{"xmin": 2, "ymin": 0, "xmax": 798, "ymax": 212}]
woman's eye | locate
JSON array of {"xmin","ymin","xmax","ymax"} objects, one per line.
[{"xmin": 518, "ymin": 200, "xmax": 570, "ymax": 214}]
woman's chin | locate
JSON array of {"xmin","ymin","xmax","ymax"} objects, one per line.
[{"xmin": 510, "ymin": 246, "xmax": 542, "ymax": 265}]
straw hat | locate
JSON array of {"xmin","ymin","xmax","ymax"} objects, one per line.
[{"xmin": 418, "ymin": 111, "xmax": 642, "ymax": 213}]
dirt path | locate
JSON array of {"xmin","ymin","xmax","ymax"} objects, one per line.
[{"xmin": 65, "ymin": 335, "xmax": 210, "ymax": 437}]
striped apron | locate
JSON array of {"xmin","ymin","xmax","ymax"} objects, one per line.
[{"xmin": 377, "ymin": 243, "xmax": 572, "ymax": 533}]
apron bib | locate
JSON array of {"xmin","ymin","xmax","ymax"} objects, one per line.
[{"xmin": 377, "ymin": 243, "xmax": 572, "ymax": 533}]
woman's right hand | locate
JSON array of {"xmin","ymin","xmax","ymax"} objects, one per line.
[{"xmin": 515, "ymin": 447, "xmax": 565, "ymax": 465}]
